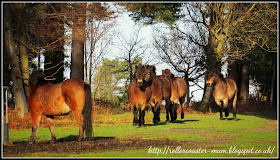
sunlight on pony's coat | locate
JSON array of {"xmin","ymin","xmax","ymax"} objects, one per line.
[
  {"xmin": 162, "ymin": 69, "xmax": 187, "ymax": 121},
  {"xmin": 127, "ymin": 65, "xmax": 152, "ymax": 127},
  {"xmin": 206, "ymin": 71, "xmax": 238, "ymax": 120},
  {"xmin": 28, "ymin": 70, "xmax": 92, "ymax": 144}
]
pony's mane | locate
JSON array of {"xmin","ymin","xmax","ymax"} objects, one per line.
[
  {"xmin": 212, "ymin": 70, "xmax": 226, "ymax": 83},
  {"xmin": 170, "ymin": 73, "xmax": 176, "ymax": 80}
]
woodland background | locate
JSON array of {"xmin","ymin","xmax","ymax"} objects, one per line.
[{"xmin": 2, "ymin": 2, "xmax": 277, "ymax": 120}]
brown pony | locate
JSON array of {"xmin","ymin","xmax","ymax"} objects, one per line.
[
  {"xmin": 206, "ymin": 70, "xmax": 238, "ymax": 120},
  {"xmin": 143, "ymin": 65, "xmax": 172, "ymax": 124},
  {"xmin": 127, "ymin": 65, "xmax": 152, "ymax": 127},
  {"xmin": 28, "ymin": 70, "xmax": 93, "ymax": 144},
  {"xmin": 162, "ymin": 69, "xmax": 187, "ymax": 121}
]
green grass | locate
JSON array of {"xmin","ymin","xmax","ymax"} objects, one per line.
[{"xmin": 5, "ymin": 111, "xmax": 278, "ymax": 158}]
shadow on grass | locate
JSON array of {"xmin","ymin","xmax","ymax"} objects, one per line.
[
  {"xmin": 238, "ymin": 111, "xmax": 277, "ymax": 120},
  {"xmin": 145, "ymin": 119, "xmax": 199, "ymax": 127},
  {"xmin": 12, "ymin": 136, "xmax": 115, "ymax": 144},
  {"xmin": 58, "ymin": 135, "xmax": 115, "ymax": 142},
  {"xmin": 223, "ymin": 118, "xmax": 242, "ymax": 121}
]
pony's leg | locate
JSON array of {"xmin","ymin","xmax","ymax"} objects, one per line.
[
  {"xmin": 165, "ymin": 99, "xmax": 171, "ymax": 123},
  {"xmin": 155, "ymin": 102, "xmax": 161, "ymax": 124},
  {"xmin": 133, "ymin": 106, "xmax": 139, "ymax": 126},
  {"xmin": 179, "ymin": 97, "xmax": 186, "ymax": 119},
  {"xmin": 46, "ymin": 116, "xmax": 56, "ymax": 143},
  {"xmin": 173, "ymin": 98, "xmax": 179, "ymax": 121},
  {"xmin": 138, "ymin": 106, "xmax": 145, "ymax": 127},
  {"xmin": 152, "ymin": 105, "xmax": 160, "ymax": 124},
  {"xmin": 72, "ymin": 111, "xmax": 84, "ymax": 141},
  {"xmin": 232, "ymin": 92, "xmax": 237, "ymax": 119},
  {"xmin": 170, "ymin": 103, "xmax": 176, "ymax": 122},
  {"xmin": 150, "ymin": 100, "xmax": 160, "ymax": 124},
  {"xmin": 219, "ymin": 107, "xmax": 224, "ymax": 120},
  {"xmin": 215, "ymin": 99, "xmax": 224, "ymax": 120},
  {"xmin": 30, "ymin": 112, "xmax": 42, "ymax": 144},
  {"xmin": 173, "ymin": 103, "xmax": 178, "ymax": 121},
  {"xmin": 223, "ymin": 99, "xmax": 229, "ymax": 117},
  {"xmin": 140, "ymin": 103, "xmax": 148, "ymax": 127}
]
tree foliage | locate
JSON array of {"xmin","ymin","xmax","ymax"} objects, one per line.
[
  {"xmin": 93, "ymin": 58, "xmax": 142, "ymax": 106},
  {"xmin": 123, "ymin": 3, "xmax": 183, "ymax": 26},
  {"xmin": 195, "ymin": 3, "xmax": 277, "ymax": 62},
  {"xmin": 247, "ymin": 43, "xmax": 277, "ymax": 105}
]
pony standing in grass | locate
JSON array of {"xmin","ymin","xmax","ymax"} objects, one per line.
[
  {"xmin": 28, "ymin": 70, "xmax": 93, "ymax": 144},
  {"xmin": 162, "ymin": 69, "xmax": 187, "ymax": 122},
  {"xmin": 206, "ymin": 70, "xmax": 238, "ymax": 120},
  {"xmin": 127, "ymin": 65, "xmax": 152, "ymax": 127}
]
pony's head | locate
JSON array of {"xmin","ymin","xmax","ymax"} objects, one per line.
[
  {"xmin": 29, "ymin": 69, "xmax": 46, "ymax": 86},
  {"xmin": 162, "ymin": 69, "xmax": 175, "ymax": 79},
  {"xmin": 144, "ymin": 65, "xmax": 156, "ymax": 82},
  {"xmin": 134, "ymin": 65, "xmax": 156, "ymax": 87},
  {"xmin": 134, "ymin": 65, "xmax": 147, "ymax": 87},
  {"xmin": 206, "ymin": 70, "xmax": 224, "ymax": 87}
]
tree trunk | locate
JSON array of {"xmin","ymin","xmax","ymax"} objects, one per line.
[
  {"xmin": 70, "ymin": 3, "xmax": 86, "ymax": 80},
  {"xmin": 228, "ymin": 60, "xmax": 241, "ymax": 101},
  {"xmin": 200, "ymin": 45, "xmax": 221, "ymax": 112},
  {"xmin": 184, "ymin": 72, "xmax": 190, "ymax": 109},
  {"xmin": 128, "ymin": 52, "xmax": 133, "ymax": 83},
  {"xmin": 200, "ymin": 73, "xmax": 214, "ymax": 113},
  {"xmin": 270, "ymin": 61, "xmax": 276, "ymax": 108},
  {"xmin": 239, "ymin": 63, "xmax": 249, "ymax": 104},
  {"xmin": 227, "ymin": 61, "xmax": 241, "ymax": 85},
  {"xmin": 44, "ymin": 49, "xmax": 65, "ymax": 84},
  {"xmin": 200, "ymin": 5, "xmax": 221, "ymax": 112},
  {"xmin": 19, "ymin": 36, "xmax": 29, "ymax": 98},
  {"xmin": 4, "ymin": 4, "xmax": 28, "ymax": 117},
  {"xmin": 18, "ymin": 4, "xmax": 29, "ymax": 98}
]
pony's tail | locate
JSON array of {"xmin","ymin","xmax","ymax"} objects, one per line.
[{"xmin": 83, "ymin": 83, "xmax": 93, "ymax": 141}]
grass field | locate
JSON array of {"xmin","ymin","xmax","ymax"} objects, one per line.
[{"xmin": 3, "ymin": 110, "xmax": 278, "ymax": 158}]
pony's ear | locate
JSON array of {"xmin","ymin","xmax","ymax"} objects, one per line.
[
  {"xmin": 213, "ymin": 69, "xmax": 217, "ymax": 73},
  {"xmin": 151, "ymin": 65, "xmax": 156, "ymax": 73},
  {"xmin": 171, "ymin": 73, "xmax": 175, "ymax": 79}
]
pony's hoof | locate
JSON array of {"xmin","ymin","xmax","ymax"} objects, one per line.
[
  {"xmin": 166, "ymin": 120, "xmax": 170, "ymax": 123},
  {"xmin": 78, "ymin": 137, "xmax": 84, "ymax": 142},
  {"xmin": 220, "ymin": 118, "xmax": 225, "ymax": 120},
  {"xmin": 50, "ymin": 140, "xmax": 56, "ymax": 144},
  {"xmin": 133, "ymin": 123, "xmax": 138, "ymax": 126},
  {"xmin": 225, "ymin": 112, "xmax": 229, "ymax": 117},
  {"xmin": 181, "ymin": 114, "xmax": 184, "ymax": 119},
  {"xmin": 153, "ymin": 118, "xmax": 160, "ymax": 124},
  {"xmin": 50, "ymin": 138, "xmax": 57, "ymax": 144},
  {"xmin": 29, "ymin": 140, "xmax": 36, "ymax": 144}
]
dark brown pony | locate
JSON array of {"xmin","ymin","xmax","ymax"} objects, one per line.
[
  {"xmin": 162, "ymin": 69, "xmax": 187, "ymax": 121},
  {"xmin": 127, "ymin": 65, "xmax": 152, "ymax": 127},
  {"xmin": 28, "ymin": 70, "xmax": 93, "ymax": 144},
  {"xmin": 206, "ymin": 70, "xmax": 238, "ymax": 120},
  {"xmin": 143, "ymin": 65, "xmax": 172, "ymax": 124}
]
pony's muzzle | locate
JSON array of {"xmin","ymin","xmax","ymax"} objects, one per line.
[
  {"xmin": 206, "ymin": 83, "xmax": 211, "ymax": 87},
  {"xmin": 137, "ymin": 79, "xmax": 143, "ymax": 87}
]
